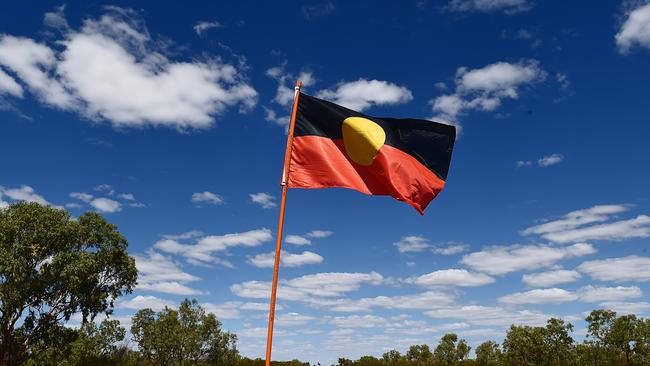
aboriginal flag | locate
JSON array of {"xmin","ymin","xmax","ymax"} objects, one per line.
[{"xmin": 287, "ymin": 93, "xmax": 456, "ymax": 214}]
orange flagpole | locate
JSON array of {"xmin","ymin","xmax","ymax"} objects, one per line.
[{"xmin": 265, "ymin": 80, "xmax": 302, "ymax": 366}]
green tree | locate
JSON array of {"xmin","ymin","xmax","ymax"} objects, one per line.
[
  {"xmin": 502, "ymin": 325, "xmax": 546, "ymax": 366},
  {"xmin": 475, "ymin": 341, "xmax": 501, "ymax": 366},
  {"xmin": 607, "ymin": 314, "xmax": 642, "ymax": 366},
  {"xmin": 0, "ymin": 202, "xmax": 137, "ymax": 365},
  {"xmin": 406, "ymin": 344, "xmax": 433, "ymax": 366},
  {"xmin": 434, "ymin": 333, "xmax": 470, "ymax": 366},
  {"xmin": 544, "ymin": 318, "xmax": 575, "ymax": 366},
  {"xmin": 382, "ymin": 349, "xmax": 403, "ymax": 366},
  {"xmin": 585, "ymin": 309, "xmax": 617, "ymax": 366},
  {"xmin": 131, "ymin": 298, "xmax": 239, "ymax": 365}
]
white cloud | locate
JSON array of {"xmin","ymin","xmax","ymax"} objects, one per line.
[
  {"xmin": 0, "ymin": 68, "xmax": 23, "ymax": 97},
  {"xmin": 312, "ymin": 291, "xmax": 456, "ymax": 312},
  {"xmin": 0, "ymin": 7, "xmax": 257, "ymax": 129},
  {"xmin": 577, "ymin": 255, "xmax": 650, "ymax": 282},
  {"xmin": 89, "ymin": 197, "xmax": 122, "ymax": 213},
  {"xmin": 431, "ymin": 243, "xmax": 469, "ymax": 255},
  {"xmin": 430, "ymin": 60, "xmax": 545, "ymax": 131},
  {"xmin": 191, "ymin": 191, "xmax": 224, "ymax": 205},
  {"xmin": 426, "ymin": 305, "xmax": 552, "ymax": 327},
  {"xmin": 516, "ymin": 160, "xmax": 532, "ymax": 168},
  {"xmin": 133, "ymin": 250, "xmax": 204, "ymax": 295},
  {"xmin": 118, "ymin": 295, "xmax": 175, "ymax": 311},
  {"xmin": 266, "ymin": 64, "xmax": 315, "ymax": 107},
  {"xmin": 285, "ymin": 235, "xmax": 311, "ymax": 245},
  {"xmin": 393, "ymin": 236, "xmax": 430, "ymax": 253},
  {"xmin": 0, "ymin": 185, "xmax": 51, "ymax": 206},
  {"xmin": 522, "ymin": 269, "xmax": 582, "ymax": 287},
  {"xmin": 249, "ymin": 192, "xmax": 277, "ymax": 209},
  {"xmin": 460, "ymin": 243, "xmax": 596, "ymax": 275},
  {"xmin": 616, "ymin": 2, "xmax": 650, "ymax": 53},
  {"xmin": 446, "ymin": 0, "xmax": 532, "ymax": 14},
  {"xmin": 154, "ymin": 228, "xmax": 273, "ymax": 267},
  {"xmin": 231, "ymin": 271, "xmax": 384, "ymax": 301},
  {"xmin": 499, "ymin": 288, "xmax": 578, "ymax": 304},
  {"xmin": 201, "ymin": 302, "xmax": 242, "ymax": 319},
  {"xmin": 577, "ymin": 285, "xmax": 642, "ymax": 303},
  {"xmin": 522, "ymin": 204, "xmax": 650, "ymax": 244},
  {"xmin": 248, "ymin": 250, "xmax": 324, "ymax": 268},
  {"xmin": 412, "ymin": 269, "xmax": 495, "ymax": 287},
  {"xmin": 306, "ymin": 230, "xmax": 333, "ymax": 238},
  {"xmin": 70, "ymin": 192, "xmax": 93, "ymax": 202},
  {"xmin": 277, "ymin": 312, "xmax": 317, "ymax": 326},
  {"xmin": 193, "ymin": 20, "xmax": 222, "ymax": 36},
  {"xmin": 326, "ymin": 315, "xmax": 387, "ymax": 328},
  {"xmin": 538, "ymin": 153, "xmax": 564, "ymax": 167},
  {"xmin": 316, "ymin": 79, "xmax": 413, "ymax": 111},
  {"xmin": 598, "ymin": 301, "xmax": 650, "ymax": 315}
]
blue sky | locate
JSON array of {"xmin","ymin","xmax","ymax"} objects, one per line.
[{"xmin": 2, "ymin": 0, "xmax": 650, "ymax": 363}]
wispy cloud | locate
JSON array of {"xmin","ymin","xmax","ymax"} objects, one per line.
[
  {"xmin": 248, "ymin": 250, "xmax": 324, "ymax": 268},
  {"xmin": 250, "ymin": 192, "xmax": 277, "ymax": 208},
  {"xmin": 522, "ymin": 204, "xmax": 650, "ymax": 243},
  {"xmin": 193, "ymin": 20, "xmax": 222, "ymax": 36},
  {"xmin": 191, "ymin": 191, "xmax": 224, "ymax": 206}
]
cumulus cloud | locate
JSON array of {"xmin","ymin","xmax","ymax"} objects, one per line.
[
  {"xmin": 0, "ymin": 7, "xmax": 257, "ymax": 129},
  {"xmin": 248, "ymin": 250, "xmax": 324, "ymax": 268},
  {"xmin": 411, "ymin": 269, "xmax": 495, "ymax": 287},
  {"xmin": 0, "ymin": 69, "xmax": 23, "ymax": 97},
  {"xmin": 446, "ymin": 0, "xmax": 533, "ymax": 13},
  {"xmin": 231, "ymin": 271, "xmax": 385, "ymax": 301},
  {"xmin": 0, "ymin": 185, "xmax": 51, "ymax": 206},
  {"xmin": 522, "ymin": 204, "xmax": 650, "ymax": 243},
  {"xmin": 522, "ymin": 269, "xmax": 582, "ymax": 287},
  {"xmin": 316, "ymin": 79, "xmax": 413, "ymax": 111},
  {"xmin": 306, "ymin": 230, "xmax": 333, "ymax": 238},
  {"xmin": 118, "ymin": 295, "xmax": 175, "ymax": 311},
  {"xmin": 191, "ymin": 191, "xmax": 224, "ymax": 205},
  {"xmin": 285, "ymin": 235, "xmax": 311, "ymax": 245},
  {"xmin": 154, "ymin": 228, "xmax": 272, "ymax": 267},
  {"xmin": 312, "ymin": 291, "xmax": 456, "ymax": 312},
  {"xmin": 577, "ymin": 255, "xmax": 650, "ymax": 282},
  {"xmin": 249, "ymin": 192, "xmax": 277, "ymax": 208},
  {"xmin": 193, "ymin": 20, "xmax": 222, "ymax": 36},
  {"xmin": 498, "ymin": 288, "xmax": 578, "ymax": 304},
  {"xmin": 431, "ymin": 243, "xmax": 469, "ymax": 255},
  {"xmin": 430, "ymin": 60, "xmax": 545, "ymax": 131},
  {"xmin": 616, "ymin": 2, "xmax": 650, "ymax": 53},
  {"xmin": 426, "ymin": 305, "xmax": 552, "ymax": 327},
  {"xmin": 460, "ymin": 243, "xmax": 596, "ymax": 275},
  {"xmin": 133, "ymin": 250, "xmax": 204, "ymax": 295},
  {"xmin": 393, "ymin": 236, "xmax": 430, "ymax": 253},
  {"xmin": 69, "ymin": 187, "xmax": 143, "ymax": 213},
  {"xmin": 538, "ymin": 153, "xmax": 564, "ymax": 167},
  {"xmin": 577, "ymin": 285, "xmax": 642, "ymax": 303}
]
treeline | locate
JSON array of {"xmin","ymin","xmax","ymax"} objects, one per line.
[{"xmin": 339, "ymin": 310, "xmax": 650, "ymax": 366}]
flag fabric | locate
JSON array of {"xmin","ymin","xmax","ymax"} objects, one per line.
[{"xmin": 287, "ymin": 93, "xmax": 456, "ymax": 214}]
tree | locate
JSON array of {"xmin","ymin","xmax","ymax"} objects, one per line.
[
  {"xmin": 406, "ymin": 344, "xmax": 433, "ymax": 366},
  {"xmin": 0, "ymin": 202, "xmax": 137, "ymax": 365},
  {"xmin": 585, "ymin": 309, "xmax": 617, "ymax": 366},
  {"xmin": 434, "ymin": 333, "xmax": 470, "ymax": 366},
  {"xmin": 475, "ymin": 341, "xmax": 501, "ymax": 366},
  {"xmin": 502, "ymin": 325, "xmax": 546, "ymax": 366},
  {"xmin": 544, "ymin": 318, "xmax": 575, "ymax": 366},
  {"xmin": 382, "ymin": 349, "xmax": 403, "ymax": 366},
  {"xmin": 131, "ymin": 298, "xmax": 239, "ymax": 365},
  {"xmin": 607, "ymin": 314, "xmax": 642, "ymax": 366}
]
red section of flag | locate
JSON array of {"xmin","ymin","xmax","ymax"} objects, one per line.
[{"xmin": 287, "ymin": 135, "xmax": 446, "ymax": 214}]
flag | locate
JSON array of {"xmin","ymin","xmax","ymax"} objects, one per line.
[{"xmin": 287, "ymin": 93, "xmax": 456, "ymax": 214}]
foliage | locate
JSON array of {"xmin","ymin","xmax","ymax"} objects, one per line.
[
  {"xmin": 0, "ymin": 202, "xmax": 137, "ymax": 365},
  {"xmin": 131, "ymin": 298, "xmax": 240, "ymax": 366}
]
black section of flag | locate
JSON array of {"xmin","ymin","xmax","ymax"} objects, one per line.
[{"xmin": 295, "ymin": 93, "xmax": 456, "ymax": 180}]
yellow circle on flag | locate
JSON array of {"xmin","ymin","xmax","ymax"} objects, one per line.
[{"xmin": 342, "ymin": 117, "xmax": 386, "ymax": 166}]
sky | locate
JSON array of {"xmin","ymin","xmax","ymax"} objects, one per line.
[{"xmin": 1, "ymin": 0, "xmax": 650, "ymax": 363}]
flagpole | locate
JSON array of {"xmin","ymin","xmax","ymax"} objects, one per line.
[{"xmin": 265, "ymin": 80, "xmax": 302, "ymax": 366}]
